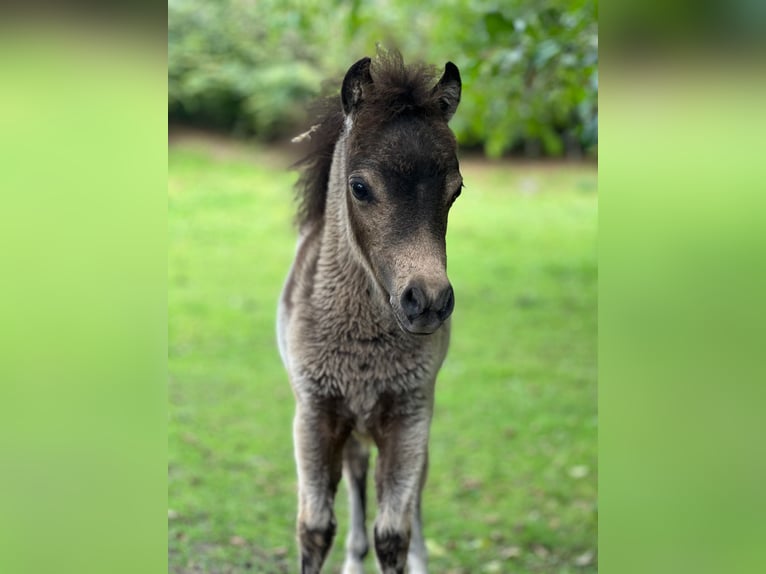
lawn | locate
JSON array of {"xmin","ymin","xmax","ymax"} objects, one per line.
[{"xmin": 168, "ymin": 133, "xmax": 597, "ymax": 573}]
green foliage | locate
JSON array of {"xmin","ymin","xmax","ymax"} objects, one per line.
[
  {"xmin": 169, "ymin": 0, "xmax": 597, "ymax": 155},
  {"xmin": 168, "ymin": 136, "xmax": 597, "ymax": 572},
  {"xmin": 451, "ymin": 0, "xmax": 599, "ymax": 157},
  {"xmin": 168, "ymin": 0, "xmax": 327, "ymax": 137}
]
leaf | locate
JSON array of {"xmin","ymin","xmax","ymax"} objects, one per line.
[
  {"xmin": 462, "ymin": 477, "xmax": 483, "ymax": 490},
  {"xmin": 535, "ymin": 39, "xmax": 561, "ymax": 67},
  {"xmin": 425, "ymin": 538, "xmax": 447, "ymax": 557},
  {"xmin": 575, "ymin": 550, "xmax": 594, "ymax": 566},
  {"xmin": 501, "ymin": 545, "xmax": 522, "ymax": 559},
  {"xmin": 569, "ymin": 464, "xmax": 589, "ymax": 479},
  {"xmin": 484, "ymin": 12, "xmax": 514, "ymax": 41},
  {"xmin": 540, "ymin": 126, "xmax": 564, "ymax": 157}
]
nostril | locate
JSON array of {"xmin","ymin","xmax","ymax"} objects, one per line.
[
  {"xmin": 401, "ymin": 285, "xmax": 426, "ymax": 320},
  {"xmin": 437, "ymin": 285, "xmax": 455, "ymax": 320}
]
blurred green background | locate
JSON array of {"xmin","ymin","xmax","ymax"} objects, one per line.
[
  {"xmin": 169, "ymin": 0, "xmax": 598, "ymax": 158},
  {"xmin": 169, "ymin": 1, "xmax": 597, "ymax": 573}
]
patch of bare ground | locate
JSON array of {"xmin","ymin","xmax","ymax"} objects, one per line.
[
  {"xmin": 169, "ymin": 125, "xmax": 301, "ymax": 168},
  {"xmin": 169, "ymin": 126, "xmax": 597, "ymax": 188}
]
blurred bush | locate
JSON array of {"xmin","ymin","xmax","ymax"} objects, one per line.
[{"xmin": 169, "ymin": 0, "xmax": 597, "ymax": 157}]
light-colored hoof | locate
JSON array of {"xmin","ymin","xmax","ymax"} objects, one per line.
[
  {"xmin": 342, "ymin": 558, "xmax": 365, "ymax": 574},
  {"xmin": 406, "ymin": 554, "xmax": 428, "ymax": 574}
]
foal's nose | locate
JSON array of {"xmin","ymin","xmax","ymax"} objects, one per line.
[{"xmin": 401, "ymin": 281, "xmax": 455, "ymax": 324}]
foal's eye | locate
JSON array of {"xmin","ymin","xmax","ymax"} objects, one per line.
[
  {"xmin": 349, "ymin": 179, "xmax": 372, "ymax": 202},
  {"xmin": 448, "ymin": 186, "xmax": 462, "ymax": 207}
]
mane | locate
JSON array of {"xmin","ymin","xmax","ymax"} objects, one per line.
[
  {"xmin": 292, "ymin": 97, "xmax": 344, "ymax": 229},
  {"xmin": 293, "ymin": 51, "xmax": 443, "ymax": 228}
]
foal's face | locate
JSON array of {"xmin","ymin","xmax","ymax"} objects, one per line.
[{"xmin": 346, "ymin": 118, "xmax": 462, "ymax": 335}]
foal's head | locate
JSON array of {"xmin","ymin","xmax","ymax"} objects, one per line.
[{"xmin": 340, "ymin": 55, "xmax": 462, "ymax": 335}]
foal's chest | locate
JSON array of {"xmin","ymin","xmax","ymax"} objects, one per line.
[{"xmin": 290, "ymin": 304, "xmax": 448, "ymax": 421}]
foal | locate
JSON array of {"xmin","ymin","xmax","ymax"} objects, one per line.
[{"xmin": 277, "ymin": 52, "xmax": 462, "ymax": 574}]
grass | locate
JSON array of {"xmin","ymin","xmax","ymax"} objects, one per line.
[{"xmin": 168, "ymin": 133, "xmax": 597, "ymax": 573}]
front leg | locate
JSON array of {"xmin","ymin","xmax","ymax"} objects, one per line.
[
  {"xmin": 342, "ymin": 434, "xmax": 371, "ymax": 574},
  {"xmin": 293, "ymin": 400, "xmax": 350, "ymax": 573},
  {"xmin": 372, "ymin": 412, "xmax": 432, "ymax": 574},
  {"xmin": 407, "ymin": 453, "xmax": 429, "ymax": 574}
]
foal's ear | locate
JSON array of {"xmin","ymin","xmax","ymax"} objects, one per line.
[
  {"xmin": 341, "ymin": 57, "xmax": 373, "ymax": 115},
  {"xmin": 433, "ymin": 62, "xmax": 462, "ymax": 121}
]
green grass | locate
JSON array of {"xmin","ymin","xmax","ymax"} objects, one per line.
[{"xmin": 169, "ymin": 135, "xmax": 597, "ymax": 573}]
